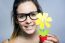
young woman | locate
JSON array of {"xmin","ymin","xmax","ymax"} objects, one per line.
[{"xmin": 3, "ymin": 0, "xmax": 59, "ymax": 43}]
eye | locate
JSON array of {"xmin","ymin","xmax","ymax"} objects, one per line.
[
  {"xmin": 20, "ymin": 15, "xmax": 24, "ymax": 18},
  {"xmin": 30, "ymin": 12, "xmax": 38, "ymax": 17},
  {"xmin": 17, "ymin": 14, "xmax": 25, "ymax": 19},
  {"xmin": 31, "ymin": 13, "xmax": 36, "ymax": 16}
]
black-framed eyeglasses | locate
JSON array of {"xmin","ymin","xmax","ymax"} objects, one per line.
[{"xmin": 17, "ymin": 11, "xmax": 38, "ymax": 22}]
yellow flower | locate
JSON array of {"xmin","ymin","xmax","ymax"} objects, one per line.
[
  {"xmin": 36, "ymin": 12, "xmax": 52, "ymax": 29},
  {"xmin": 35, "ymin": 12, "xmax": 52, "ymax": 36}
]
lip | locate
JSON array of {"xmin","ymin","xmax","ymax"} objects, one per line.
[
  {"xmin": 26, "ymin": 29, "xmax": 33, "ymax": 30},
  {"xmin": 24, "ymin": 24, "xmax": 34, "ymax": 28},
  {"xmin": 24, "ymin": 25, "xmax": 34, "ymax": 30}
]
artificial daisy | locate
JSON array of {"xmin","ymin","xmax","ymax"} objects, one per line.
[{"xmin": 36, "ymin": 12, "xmax": 52, "ymax": 36}]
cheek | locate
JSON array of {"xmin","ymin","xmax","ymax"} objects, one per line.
[
  {"xmin": 32, "ymin": 20, "xmax": 36, "ymax": 24},
  {"xmin": 18, "ymin": 22, "xmax": 25, "ymax": 26}
]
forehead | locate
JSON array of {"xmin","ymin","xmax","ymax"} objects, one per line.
[{"xmin": 17, "ymin": 1, "xmax": 37, "ymax": 14}]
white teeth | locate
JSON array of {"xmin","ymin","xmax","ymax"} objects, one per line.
[
  {"xmin": 25, "ymin": 25, "xmax": 34, "ymax": 27},
  {"xmin": 26, "ymin": 26, "xmax": 33, "ymax": 30}
]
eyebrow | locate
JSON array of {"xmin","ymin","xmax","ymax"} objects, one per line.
[{"xmin": 17, "ymin": 11, "xmax": 37, "ymax": 15}]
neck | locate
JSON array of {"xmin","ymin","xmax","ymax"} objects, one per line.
[
  {"xmin": 18, "ymin": 30, "xmax": 39, "ymax": 39},
  {"xmin": 17, "ymin": 30, "xmax": 40, "ymax": 43}
]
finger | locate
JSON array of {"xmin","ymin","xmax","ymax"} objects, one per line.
[
  {"xmin": 47, "ymin": 37, "xmax": 58, "ymax": 43},
  {"xmin": 43, "ymin": 40, "xmax": 53, "ymax": 43},
  {"xmin": 47, "ymin": 34, "xmax": 56, "ymax": 38}
]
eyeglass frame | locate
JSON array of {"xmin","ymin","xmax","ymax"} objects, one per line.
[{"xmin": 17, "ymin": 11, "xmax": 39, "ymax": 22}]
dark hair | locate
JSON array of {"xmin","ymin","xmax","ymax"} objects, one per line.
[{"xmin": 11, "ymin": 0, "xmax": 43, "ymax": 39}]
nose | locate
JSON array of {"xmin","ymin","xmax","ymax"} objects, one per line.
[{"xmin": 26, "ymin": 16, "xmax": 32, "ymax": 24}]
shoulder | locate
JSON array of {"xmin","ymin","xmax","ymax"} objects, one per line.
[
  {"xmin": 2, "ymin": 39, "xmax": 17, "ymax": 43},
  {"xmin": 2, "ymin": 39, "xmax": 9, "ymax": 43}
]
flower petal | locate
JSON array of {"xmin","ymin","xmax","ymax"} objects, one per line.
[
  {"xmin": 36, "ymin": 13, "xmax": 43, "ymax": 19},
  {"xmin": 45, "ymin": 22, "xmax": 51, "ymax": 28},
  {"xmin": 46, "ymin": 17, "xmax": 52, "ymax": 22},
  {"xmin": 35, "ymin": 19, "xmax": 41, "ymax": 25},
  {"xmin": 40, "ymin": 22, "xmax": 44, "ymax": 29},
  {"xmin": 43, "ymin": 13, "xmax": 48, "ymax": 19}
]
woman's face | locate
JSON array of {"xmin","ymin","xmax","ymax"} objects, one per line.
[{"xmin": 17, "ymin": 1, "xmax": 38, "ymax": 34}]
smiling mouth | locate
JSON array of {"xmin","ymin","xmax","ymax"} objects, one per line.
[
  {"xmin": 24, "ymin": 25, "xmax": 34, "ymax": 30},
  {"xmin": 24, "ymin": 24, "xmax": 34, "ymax": 28}
]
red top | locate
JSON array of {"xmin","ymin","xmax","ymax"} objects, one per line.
[{"xmin": 39, "ymin": 35, "xmax": 47, "ymax": 43}]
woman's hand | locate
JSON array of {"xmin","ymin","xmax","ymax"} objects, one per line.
[{"xmin": 43, "ymin": 34, "xmax": 59, "ymax": 43}]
